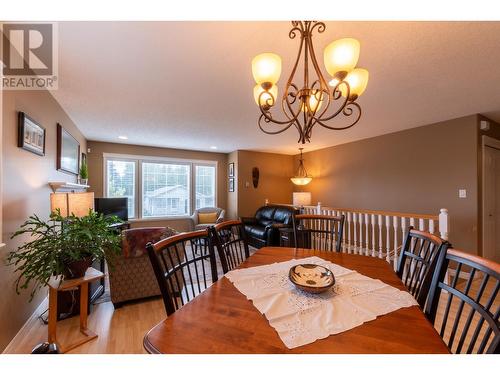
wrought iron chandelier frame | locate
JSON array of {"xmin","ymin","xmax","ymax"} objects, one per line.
[{"xmin": 257, "ymin": 21, "xmax": 362, "ymax": 144}]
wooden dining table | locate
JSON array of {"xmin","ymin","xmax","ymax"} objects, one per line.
[{"xmin": 143, "ymin": 246, "xmax": 450, "ymax": 354}]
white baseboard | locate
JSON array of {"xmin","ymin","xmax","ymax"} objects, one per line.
[{"xmin": 2, "ymin": 296, "xmax": 48, "ymax": 354}]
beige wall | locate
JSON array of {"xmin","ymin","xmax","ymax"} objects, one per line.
[
  {"xmin": 1, "ymin": 90, "xmax": 87, "ymax": 351},
  {"xmin": 236, "ymin": 150, "xmax": 294, "ymax": 218},
  {"xmin": 226, "ymin": 151, "xmax": 238, "ymax": 219},
  {"xmin": 86, "ymin": 141, "xmax": 228, "ymax": 232},
  {"xmin": 295, "ymin": 115, "xmax": 479, "ymax": 253}
]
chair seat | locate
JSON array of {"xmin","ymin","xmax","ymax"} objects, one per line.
[{"xmin": 195, "ymin": 223, "xmax": 216, "ymax": 230}]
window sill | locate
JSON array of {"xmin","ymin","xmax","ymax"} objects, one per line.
[{"xmin": 128, "ymin": 216, "xmax": 191, "ymax": 223}]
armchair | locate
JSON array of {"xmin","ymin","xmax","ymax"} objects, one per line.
[
  {"xmin": 189, "ymin": 207, "xmax": 225, "ymax": 230},
  {"xmin": 241, "ymin": 205, "xmax": 299, "ymax": 248}
]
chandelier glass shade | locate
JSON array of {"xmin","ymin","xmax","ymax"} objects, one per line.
[
  {"xmin": 291, "ymin": 148, "xmax": 312, "ymax": 186},
  {"xmin": 251, "ymin": 21, "xmax": 369, "ymax": 144}
]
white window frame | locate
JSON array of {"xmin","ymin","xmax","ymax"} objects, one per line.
[{"xmin": 103, "ymin": 153, "xmax": 218, "ymax": 221}]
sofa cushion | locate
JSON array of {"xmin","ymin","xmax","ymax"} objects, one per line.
[
  {"xmin": 255, "ymin": 206, "xmax": 276, "ymax": 222},
  {"xmin": 273, "ymin": 207, "xmax": 295, "ymax": 225},
  {"xmin": 244, "ymin": 225, "xmax": 268, "ymax": 239}
]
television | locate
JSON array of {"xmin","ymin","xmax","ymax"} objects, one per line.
[{"xmin": 94, "ymin": 197, "xmax": 128, "ymax": 221}]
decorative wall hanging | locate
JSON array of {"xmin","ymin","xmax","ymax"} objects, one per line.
[
  {"xmin": 57, "ymin": 123, "xmax": 80, "ymax": 175},
  {"xmin": 252, "ymin": 167, "xmax": 260, "ymax": 188},
  {"xmin": 18, "ymin": 112, "xmax": 46, "ymax": 156}
]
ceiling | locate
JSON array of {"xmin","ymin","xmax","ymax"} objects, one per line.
[{"xmin": 52, "ymin": 21, "xmax": 500, "ymax": 155}]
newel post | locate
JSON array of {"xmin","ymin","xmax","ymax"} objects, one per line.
[
  {"xmin": 316, "ymin": 202, "xmax": 322, "ymax": 214},
  {"xmin": 438, "ymin": 208, "xmax": 449, "ymax": 240}
]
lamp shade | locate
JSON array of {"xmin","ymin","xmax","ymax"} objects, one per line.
[
  {"xmin": 323, "ymin": 38, "xmax": 360, "ymax": 77},
  {"xmin": 252, "ymin": 53, "xmax": 282, "ymax": 85},
  {"xmin": 253, "ymin": 84, "xmax": 278, "ymax": 107},
  {"xmin": 293, "ymin": 192, "xmax": 312, "ymax": 207},
  {"xmin": 290, "ymin": 176, "xmax": 313, "ymax": 186},
  {"xmin": 300, "ymin": 90, "xmax": 323, "ymax": 113},
  {"xmin": 50, "ymin": 192, "xmax": 95, "ymax": 217},
  {"xmin": 339, "ymin": 68, "xmax": 369, "ymax": 99}
]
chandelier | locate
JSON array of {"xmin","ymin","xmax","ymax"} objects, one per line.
[
  {"xmin": 290, "ymin": 148, "xmax": 312, "ymax": 185},
  {"xmin": 252, "ymin": 21, "xmax": 369, "ymax": 144}
]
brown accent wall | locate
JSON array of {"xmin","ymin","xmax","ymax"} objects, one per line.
[
  {"xmin": 294, "ymin": 115, "xmax": 479, "ymax": 253},
  {"xmin": 1, "ymin": 90, "xmax": 87, "ymax": 351},
  {"xmin": 86, "ymin": 141, "xmax": 228, "ymax": 232},
  {"xmin": 236, "ymin": 150, "xmax": 294, "ymax": 218}
]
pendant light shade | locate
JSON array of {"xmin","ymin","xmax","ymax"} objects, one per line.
[
  {"xmin": 291, "ymin": 148, "xmax": 312, "ymax": 186},
  {"xmin": 252, "ymin": 53, "xmax": 282, "ymax": 85}
]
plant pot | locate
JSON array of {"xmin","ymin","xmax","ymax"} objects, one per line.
[
  {"xmin": 78, "ymin": 178, "xmax": 88, "ymax": 185},
  {"xmin": 63, "ymin": 257, "xmax": 93, "ymax": 279}
]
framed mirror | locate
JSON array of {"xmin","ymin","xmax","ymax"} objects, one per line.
[{"xmin": 57, "ymin": 123, "xmax": 80, "ymax": 175}]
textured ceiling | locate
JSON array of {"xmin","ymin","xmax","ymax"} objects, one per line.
[{"xmin": 52, "ymin": 21, "xmax": 500, "ymax": 154}]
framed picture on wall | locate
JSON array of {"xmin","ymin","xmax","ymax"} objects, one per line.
[
  {"xmin": 57, "ymin": 123, "xmax": 80, "ymax": 175},
  {"xmin": 228, "ymin": 162, "xmax": 234, "ymax": 177},
  {"xmin": 229, "ymin": 178, "xmax": 235, "ymax": 192},
  {"xmin": 18, "ymin": 112, "xmax": 46, "ymax": 156}
]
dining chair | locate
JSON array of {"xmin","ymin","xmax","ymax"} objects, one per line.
[
  {"xmin": 209, "ymin": 220, "xmax": 250, "ymax": 273},
  {"xmin": 292, "ymin": 214, "xmax": 345, "ymax": 252},
  {"xmin": 396, "ymin": 227, "xmax": 451, "ymax": 309},
  {"xmin": 146, "ymin": 229, "xmax": 218, "ymax": 315},
  {"xmin": 425, "ymin": 249, "xmax": 499, "ymax": 354}
]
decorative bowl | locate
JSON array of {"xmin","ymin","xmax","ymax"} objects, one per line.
[{"xmin": 288, "ymin": 264, "xmax": 335, "ymax": 294}]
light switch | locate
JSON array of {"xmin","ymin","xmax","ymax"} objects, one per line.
[
  {"xmin": 459, "ymin": 189, "xmax": 467, "ymax": 198},
  {"xmin": 245, "ymin": 181, "xmax": 250, "ymax": 188}
]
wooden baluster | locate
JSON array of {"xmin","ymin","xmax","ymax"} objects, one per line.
[
  {"xmin": 378, "ymin": 214, "xmax": 383, "ymax": 258},
  {"xmin": 358, "ymin": 213, "xmax": 364, "ymax": 255},
  {"xmin": 341, "ymin": 211, "xmax": 347, "ymax": 253},
  {"xmin": 371, "ymin": 214, "xmax": 376, "ymax": 257},
  {"xmin": 364, "ymin": 213, "xmax": 369, "ymax": 256},
  {"xmin": 347, "ymin": 212, "xmax": 352, "ymax": 254},
  {"xmin": 353, "ymin": 213, "xmax": 358, "ymax": 255},
  {"xmin": 385, "ymin": 216, "xmax": 391, "ymax": 264},
  {"xmin": 439, "ymin": 208, "xmax": 449, "ymax": 240},
  {"xmin": 419, "ymin": 218, "xmax": 425, "ymax": 231},
  {"xmin": 393, "ymin": 215, "xmax": 398, "ymax": 271},
  {"xmin": 429, "ymin": 219, "xmax": 435, "ymax": 235}
]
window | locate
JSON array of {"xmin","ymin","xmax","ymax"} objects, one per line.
[
  {"xmin": 142, "ymin": 162, "xmax": 190, "ymax": 217},
  {"xmin": 106, "ymin": 159, "xmax": 136, "ymax": 218},
  {"xmin": 195, "ymin": 165, "xmax": 216, "ymax": 209},
  {"xmin": 104, "ymin": 154, "xmax": 217, "ymax": 219}
]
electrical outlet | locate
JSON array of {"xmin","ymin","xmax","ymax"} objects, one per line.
[{"xmin": 459, "ymin": 189, "xmax": 467, "ymax": 198}]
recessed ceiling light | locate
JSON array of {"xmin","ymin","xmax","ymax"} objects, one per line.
[
  {"xmin": 118, "ymin": 135, "xmax": 128, "ymax": 140},
  {"xmin": 210, "ymin": 146, "xmax": 217, "ymax": 150}
]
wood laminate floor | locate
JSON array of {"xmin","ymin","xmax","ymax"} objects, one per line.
[{"xmin": 3, "ymin": 273, "xmax": 497, "ymax": 354}]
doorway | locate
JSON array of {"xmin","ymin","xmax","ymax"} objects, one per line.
[{"xmin": 482, "ymin": 136, "xmax": 500, "ymax": 262}]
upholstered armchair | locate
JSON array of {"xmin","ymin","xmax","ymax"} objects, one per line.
[
  {"xmin": 109, "ymin": 226, "xmax": 177, "ymax": 308},
  {"xmin": 189, "ymin": 207, "xmax": 225, "ymax": 230}
]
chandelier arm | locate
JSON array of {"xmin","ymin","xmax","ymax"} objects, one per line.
[
  {"xmin": 289, "ymin": 21, "xmax": 304, "ymax": 39},
  {"xmin": 309, "ymin": 21, "xmax": 326, "ymax": 36},
  {"xmin": 258, "ymin": 91, "xmax": 303, "ymax": 126},
  {"xmin": 258, "ymin": 114, "xmax": 296, "ymax": 135},
  {"xmin": 315, "ymin": 101, "xmax": 362, "ymax": 130},
  {"xmin": 313, "ymin": 81, "xmax": 352, "ymax": 123}
]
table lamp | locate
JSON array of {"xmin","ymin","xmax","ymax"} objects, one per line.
[
  {"xmin": 50, "ymin": 192, "xmax": 95, "ymax": 217},
  {"xmin": 293, "ymin": 192, "xmax": 312, "ymax": 207}
]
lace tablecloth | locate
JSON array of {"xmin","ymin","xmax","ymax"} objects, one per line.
[{"xmin": 225, "ymin": 256, "xmax": 417, "ymax": 349}]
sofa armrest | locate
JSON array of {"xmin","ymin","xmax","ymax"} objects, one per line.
[
  {"xmin": 240, "ymin": 217, "xmax": 257, "ymax": 225},
  {"xmin": 269, "ymin": 223, "xmax": 291, "ymax": 229}
]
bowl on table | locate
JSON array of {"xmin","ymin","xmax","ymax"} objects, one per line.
[{"xmin": 288, "ymin": 264, "xmax": 335, "ymax": 294}]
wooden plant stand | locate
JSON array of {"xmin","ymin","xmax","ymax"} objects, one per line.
[{"xmin": 47, "ymin": 268, "xmax": 104, "ymax": 353}]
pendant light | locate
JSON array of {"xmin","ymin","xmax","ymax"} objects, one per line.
[{"xmin": 291, "ymin": 148, "xmax": 312, "ymax": 186}]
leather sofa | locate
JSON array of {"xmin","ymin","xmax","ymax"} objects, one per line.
[{"xmin": 241, "ymin": 205, "xmax": 299, "ymax": 248}]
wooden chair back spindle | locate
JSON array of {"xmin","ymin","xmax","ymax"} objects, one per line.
[
  {"xmin": 210, "ymin": 220, "xmax": 250, "ymax": 273},
  {"xmin": 146, "ymin": 229, "xmax": 218, "ymax": 315}
]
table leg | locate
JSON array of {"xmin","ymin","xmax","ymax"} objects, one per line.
[
  {"xmin": 48, "ymin": 287, "xmax": 58, "ymax": 344},
  {"xmin": 79, "ymin": 282, "xmax": 88, "ymax": 332}
]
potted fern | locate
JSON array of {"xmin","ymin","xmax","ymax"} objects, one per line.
[
  {"xmin": 79, "ymin": 159, "xmax": 89, "ymax": 185},
  {"xmin": 6, "ymin": 210, "xmax": 122, "ymax": 301}
]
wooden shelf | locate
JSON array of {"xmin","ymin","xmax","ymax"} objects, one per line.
[{"xmin": 49, "ymin": 182, "xmax": 90, "ymax": 193}]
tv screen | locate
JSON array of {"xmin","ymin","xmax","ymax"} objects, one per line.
[{"xmin": 94, "ymin": 198, "xmax": 128, "ymax": 221}]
